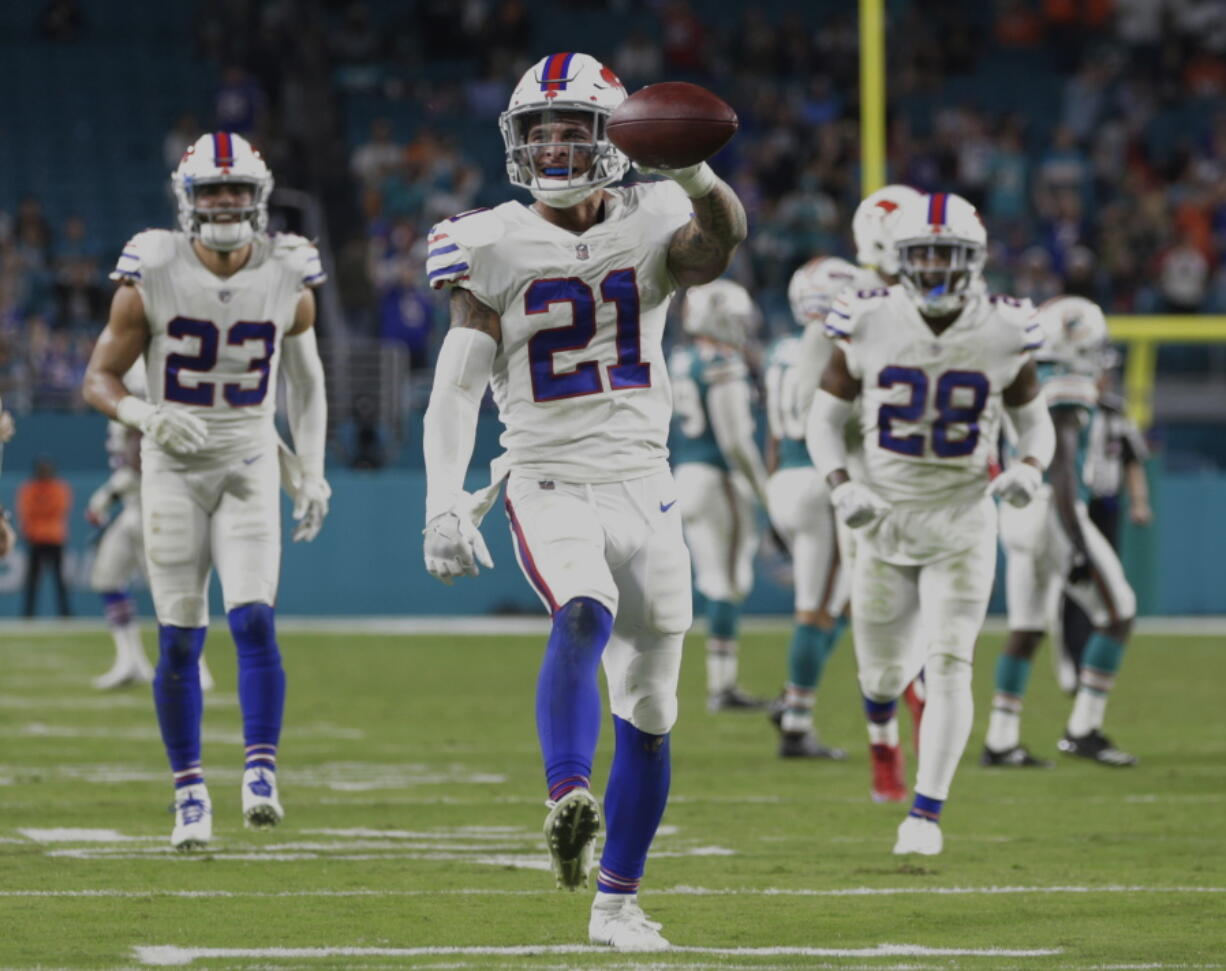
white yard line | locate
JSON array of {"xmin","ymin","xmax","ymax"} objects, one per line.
[
  {"xmin": 133, "ymin": 943, "xmax": 1064, "ymax": 966},
  {"xmin": 3, "ymin": 616, "xmax": 1226, "ymax": 637},
  {"xmin": 5, "ymin": 884, "xmax": 1221, "ymax": 898}
]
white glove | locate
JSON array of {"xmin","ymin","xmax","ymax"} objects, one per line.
[
  {"xmin": 291, "ymin": 475, "xmax": 331, "ymax": 543},
  {"xmin": 117, "ymin": 398, "xmax": 207, "ymax": 455},
  {"xmin": 635, "ymin": 160, "xmax": 719, "ymax": 198},
  {"xmin": 989, "ymin": 462, "xmax": 1043, "ymax": 508},
  {"xmin": 830, "ymin": 480, "xmax": 889, "ymax": 529},
  {"xmin": 423, "ymin": 509, "xmax": 493, "ymax": 585}
]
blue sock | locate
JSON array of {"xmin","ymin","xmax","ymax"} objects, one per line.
[
  {"xmin": 229, "ymin": 603, "xmax": 285, "ymax": 768},
  {"xmin": 100, "ymin": 591, "xmax": 135, "ymax": 628},
  {"xmin": 536, "ymin": 597, "xmax": 613, "ymax": 802},
  {"xmin": 707, "ymin": 600, "xmax": 739, "ymax": 639},
  {"xmin": 788, "ymin": 624, "xmax": 833, "ymax": 689},
  {"xmin": 153, "ymin": 625, "xmax": 207, "ymax": 786},
  {"xmin": 864, "ymin": 695, "xmax": 898, "ymax": 724},
  {"xmin": 910, "ymin": 792, "xmax": 944, "ymax": 823},
  {"xmin": 597, "ymin": 716, "xmax": 671, "ymax": 895}
]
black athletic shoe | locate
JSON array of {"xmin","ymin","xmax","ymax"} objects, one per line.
[
  {"xmin": 707, "ymin": 686, "xmax": 769, "ymax": 712},
  {"xmin": 979, "ymin": 744, "xmax": 1053, "ymax": 768},
  {"xmin": 779, "ymin": 731, "xmax": 848, "ymax": 760},
  {"xmin": 1057, "ymin": 729, "xmax": 1137, "ymax": 767}
]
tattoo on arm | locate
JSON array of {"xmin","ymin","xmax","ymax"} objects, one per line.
[
  {"xmin": 449, "ymin": 287, "xmax": 502, "ymax": 343},
  {"xmin": 667, "ymin": 181, "xmax": 748, "ymax": 287}
]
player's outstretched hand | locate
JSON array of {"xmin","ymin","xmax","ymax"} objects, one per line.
[
  {"xmin": 830, "ymin": 480, "xmax": 889, "ymax": 529},
  {"xmin": 141, "ymin": 405, "xmax": 207, "ymax": 455},
  {"xmin": 989, "ymin": 463, "xmax": 1043, "ymax": 508},
  {"xmin": 423, "ymin": 510, "xmax": 494, "ymax": 585},
  {"xmin": 292, "ymin": 475, "xmax": 331, "ymax": 543},
  {"xmin": 634, "ymin": 161, "xmax": 718, "ymax": 198}
]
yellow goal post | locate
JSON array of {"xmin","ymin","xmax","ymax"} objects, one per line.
[{"xmin": 1109, "ymin": 316, "xmax": 1226, "ymax": 430}]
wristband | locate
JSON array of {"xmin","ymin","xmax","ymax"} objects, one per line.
[{"xmin": 116, "ymin": 395, "xmax": 155, "ymax": 430}]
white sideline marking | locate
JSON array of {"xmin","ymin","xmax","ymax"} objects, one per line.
[
  {"xmin": 5, "ymin": 615, "xmax": 1226, "ymax": 637},
  {"xmin": 18, "ymin": 828, "xmax": 156, "ymax": 843},
  {"xmin": 2, "ymin": 762, "xmax": 506, "ymax": 789},
  {"xmin": 46, "ymin": 848, "xmax": 727, "ymax": 865},
  {"xmin": 134, "ymin": 943, "xmax": 1062, "ymax": 966},
  {"xmin": 8, "ymin": 884, "xmax": 1222, "ymax": 898},
  {"xmin": 7, "ymin": 722, "xmax": 364, "ymax": 742}
]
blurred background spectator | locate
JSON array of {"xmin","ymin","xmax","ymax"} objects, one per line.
[{"xmin": 17, "ymin": 454, "xmax": 72, "ymax": 616}]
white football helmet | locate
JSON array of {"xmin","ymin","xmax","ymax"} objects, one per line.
[
  {"xmin": 787, "ymin": 256, "xmax": 858, "ymax": 327},
  {"xmin": 682, "ymin": 279, "xmax": 758, "ymax": 348},
  {"xmin": 499, "ymin": 52, "xmax": 631, "ymax": 209},
  {"xmin": 893, "ymin": 192, "xmax": 987, "ymax": 316},
  {"xmin": 1035, "ymin": 296, "xmax": 1116, "ymax": 376},
  {"xmin": 852, "ymin": 184, "xmax": 922, "ymax": 276},
  {"xmin": 173, "ymin": 132, "xmax": 273, "ymax": 252}
]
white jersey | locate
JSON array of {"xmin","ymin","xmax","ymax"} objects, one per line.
[
  {"xmin": 426, "ymin": 182, "xmax": 694, "ymax": 483},
  {"xmin": 826, "ymin": 286, "xmax": 1036, "ymax": 507},
  {"xmin": 111, "ymin": 230, "xmax": 324, "ymax": 462}
]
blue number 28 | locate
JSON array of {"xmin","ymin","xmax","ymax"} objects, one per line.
[
  {"xmin": 878, "ymin": 367, "xmax": 989, "ymax": 458},
  {"xmin": 526, "ymin": 268, "xmax": 648, "ymax": 402}
]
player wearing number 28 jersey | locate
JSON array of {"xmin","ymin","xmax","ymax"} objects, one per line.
[
  {"xmin": 422, "ymin": 53, "xmax": 747, "ymax": 951},
  {"xmin": 807, "ymin": 192, "xmax": 1056, "ymax": 856},
  {"xmin": 83, "ymin": 132, "xmax": 330, "ymax": 851}
]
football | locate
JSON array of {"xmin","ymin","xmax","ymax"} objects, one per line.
[{"xmin": 607, "ymin": 82, "xmax": 739, "ymax": 169}]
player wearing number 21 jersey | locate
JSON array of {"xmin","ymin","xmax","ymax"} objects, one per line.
[
  {"xmin": 83, "ymin": 132, "xmax": 331, "ymax": 852},
  {"xmin": 807, "ymin": 192, "xmax": 1055, "ymax": 856},
  {"xmin": 422, "ymin": 53, "xmax": 747, "ymax": 951}
]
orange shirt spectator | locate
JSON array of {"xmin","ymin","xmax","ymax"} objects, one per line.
[{"xmin": 18, "ymin": 461, "xmax": 72, "ymax": 545}]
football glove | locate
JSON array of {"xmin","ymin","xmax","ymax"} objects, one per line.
[
  {"xmin": 424, "ymin": 508, "xmax": 493, "ymax": 585},
  {"xmin": 989, "ymin": 462, "xmax": 1043, "ymax": 508},
  {"xmin": 830, "ymin": 480, "xmax": 889, "ymax": 529},
  {"xmin": 291, "ymin": 475, "xmax": 331, "ymax": 543},
  {"xmin": 118, "ymin": 398, "xmax": 207, "ymax": 455}
]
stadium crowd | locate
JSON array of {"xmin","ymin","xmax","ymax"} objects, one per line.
[{"xmin": 2, "ymin": 0, "xmax": 1225, "ymax": 412}]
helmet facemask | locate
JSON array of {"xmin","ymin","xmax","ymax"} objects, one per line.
[
  {"xmin": 897, "ymin": 238, "xmax": 985, "ymax": 316},
  {"xmin": 499, "ymin": 105, "xmax": 629, "ymax": 209},
  {"xmin": 175, "ymin": 176, "xmax": 271, "ymax": 252}
]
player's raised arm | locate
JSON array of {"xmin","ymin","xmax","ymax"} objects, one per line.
[
  {"xmin": 84, "ymin": 285, "xmax": 207, "ymax": 455},
  {"xmin": 281, "ymin": 289, "xmax": 331, "ymax": 543},
  {"xmin": 421, "ymin": 288, "xmax": 500, "ymax": 583},
  {"xmin": 663, "ymin": 168, "xmax": 747, "ymax": 286}
]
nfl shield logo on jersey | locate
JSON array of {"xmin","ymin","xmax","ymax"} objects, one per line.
[
  {"xmin": 575, "ymin": 243, "xmax": 590, "ymax": 261},
  {"xmin": 218, "ymin": 289, "xmax": 233, "ymax": 303}
]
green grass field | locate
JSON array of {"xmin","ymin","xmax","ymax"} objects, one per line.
[{"xmin": 1, "ymin": 623, "xmax": 1223, "ymax": 969}]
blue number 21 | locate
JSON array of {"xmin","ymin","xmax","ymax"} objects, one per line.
[
  {"xmin": 878, "ymin": 366, "xmax": 988, "ymax": 458},
  {"xmin": 526, "ymin": 268, "xmax": 648, "ymax": 402}
]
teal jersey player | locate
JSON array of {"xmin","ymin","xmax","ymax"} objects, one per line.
[{"xmin": 668, "ymin": 343, "xmax": 748, "ymax": 470}]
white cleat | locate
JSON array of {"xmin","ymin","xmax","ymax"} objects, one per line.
[
  {"xmin": 543, "ymin": 788, "xmax": 601, "ymax": 890},
  {"xmin": 589, "ymin": 894, "xmax": 670, "ymax": 952},
  {"xmin": 198, "ymin": 657, "xmax": 215, "ymax": 692},
  {"xmin": 893, "ymin": 815, "xmax": 943, "ymax": 856},
  {"xmin": 242, "ymin": 766, "xmax": 284, "ymax": 829},
  {"xmin": 92, "ymin": 663, "xmax": 151, "ymax": 691},
  {"xmin": 170, "ymin": 784, "xmax": 213, "ymax": 851}
]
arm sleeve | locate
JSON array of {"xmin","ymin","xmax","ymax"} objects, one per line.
[
  {"xmin": 806, "ymin": 389, "xmax": 853, "ymax": 480},
  {"xmin": 280, "ymin": 327, "xmax": 328, "ymax": 480},
  {"xmin": 423, "ymin": 327, "xmax": 497, "ymax": 522},
  {"xmin": 788, "ymin": 324, "xmax": 831, "ymax": 422},
  {"xmin": 1006, "ymin": 392, "xmax": 1056, "ymax": 470},
  {"xmin": 1121, "ymin": 417, "xmax": 1149, "ymax": 465},
  {"xmin": 706, "ymin": 379, "xmax": 769, "ymax": 506}
]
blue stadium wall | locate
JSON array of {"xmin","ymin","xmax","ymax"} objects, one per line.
[{"xmin": 0, "ymin": 414, "xmax": 1213, "ymax": 616}]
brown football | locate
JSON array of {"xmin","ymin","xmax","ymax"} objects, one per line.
[{"xmin": 607, "ymin": 82, "xmax": 738, "ymax": 169}]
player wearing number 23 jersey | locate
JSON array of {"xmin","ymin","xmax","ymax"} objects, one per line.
[
  {"xmin": 421, "ymin": 52, "xmax": 747, "ymax": 952},
  {"xmin": 83, "ymin": 132, "xmax": 331, "ymax": 852},
  {"xmin": 807, "ymin": 191, "xmax": 1055, "ymax": 857}
]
